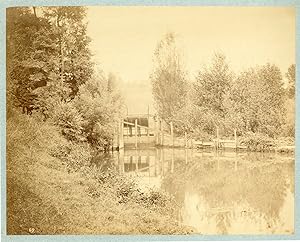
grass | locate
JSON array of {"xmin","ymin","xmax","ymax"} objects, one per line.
[{"xmin": 6, "ymin": 109, "xmax": 192, "ymax": 235}]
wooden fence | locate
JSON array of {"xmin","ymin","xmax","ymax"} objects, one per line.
[{"xmin": 112, "ymin": 117, "xmax": 245, "ymax": 150}]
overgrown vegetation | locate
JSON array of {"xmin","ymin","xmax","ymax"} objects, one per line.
[
  {"xmin": 7, "ymin": 7, "xmax": 123, "ymax": 150},
  {"xmin": 7, "ymin": 110, "xmax": 192, "ymax": 234},
  {"xmin": 6, "ymin": 7, "xmax": 191, "ymax": 234},
  {"xmin": 239, "ymin": 132, "xmax": 276, "ymax": 152},
  {"xmin": 150, "ymin": 33, "xmax": 295, "ymax": 145}
]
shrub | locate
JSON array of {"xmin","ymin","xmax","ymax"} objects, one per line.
[
  {"xmin": 240, "ymin": 132, "xmax": 276, "ymax": 151},
  {"xmin": 50, "ymin": 102, "xmax": 86, "ymax": 142}
]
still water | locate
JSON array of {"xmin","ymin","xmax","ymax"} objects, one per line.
[{"xmin": 100, "ymin": 148, "xmax": 294, "ymax": 235}]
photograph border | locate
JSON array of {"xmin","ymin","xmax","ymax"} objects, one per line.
[{"xmin": 0, "ymin": 0, "xmax": 299, "ymax": 241}]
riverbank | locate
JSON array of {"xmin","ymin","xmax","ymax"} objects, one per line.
[
  {"xmin": 239, "ymin": 134, "xmax": 295, "ymax": 153},
  {"xmin": 7, "ymin": 111, "xmax": 193, "ymax": 235},
  {"xmin": 6, "ymin": 110, "xmax": 294, "ymax": 234},
  {"xmin": 191, "ymin": 134, "xmax": 295, "ymax": 153}
]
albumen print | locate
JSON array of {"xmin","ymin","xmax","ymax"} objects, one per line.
[{"xmin": 5, "ymin": 5, "xmax": 295, "ymax": 236}]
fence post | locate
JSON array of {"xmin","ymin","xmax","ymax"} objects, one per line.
[
  {"xmin": 147, "ymin": 106, "xmax": 150, "ymax": 141},
  {"xmin": 117, "ymin": 121, "xmax": 120, "ymax": 149},
  {"xmin": 135, "ymin": 119, "xmax": 138, "ymax": 149},
  {"xmin": 119, "ymin": 119, "xmax": 124, "ymax": 149},
  {"xmin": 185, "ymin": 132, "xmax": 187, "ymax": 148}
]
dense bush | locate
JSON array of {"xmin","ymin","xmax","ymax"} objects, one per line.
[
  {"xmin": 50, "ymin": 102, "xmax": 86, "ymax": 142},
  {"xmin": 73, "ymin": 76, "xmax": 123, "ymax": 149},
  {"xmin": 151, "ymin": 47, "xmax": 294, "ymax": 139},
  {"xmin": 7, "ymin": 110, "xmax": 190, "ymax": 234},
  {"xmin": 240, "ymin": 132, "xmax": 276, "ymax": 152}
]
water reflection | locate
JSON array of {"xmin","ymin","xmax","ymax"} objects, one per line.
[{"xmin": 115, "ymin": 148, "xmax": 294, "ymax": 234}]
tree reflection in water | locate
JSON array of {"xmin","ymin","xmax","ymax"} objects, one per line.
[{"xmin": 161, "ymin": 151, "xmax": 294, "ymax": 234}]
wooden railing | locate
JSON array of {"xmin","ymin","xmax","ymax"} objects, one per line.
[{"xmin": 113, "ymin": 116, "xmax": 243, "ymax": 151}]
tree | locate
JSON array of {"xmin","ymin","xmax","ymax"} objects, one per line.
[
  {"xmin": 229, "ymin": 64, "xmax": 285, "ymax": 136},
  {"xmin": 7, "ymin": 7, "xmax": 93, "ymax": 117},
  {"xmin": 43, "ymin": 6, "xmax": 93, "ymax": 98},
  {"xmin": 282, "ymin": 64, "xmax": 296, "ymax": 136},
  {"xmin": 286, "ymin": 64, "xmax": 295, "ymax": 98},
  {"xmin": 194, "ymin": 53, "xmax": 233, "ymax": 115},
  {"xmin": 49, "ymin": 70, "xmax": 124, "ymax": 149},
  {"xmin": 150, "ymin": 33, "xmax": 188, "ymax": 123},
  {"xmin": 6, "ymin": 7, "xmax": 54, "ymax": 114},
  {"xmin": 73, "ymin": 72, "xmax": 124, "ymax": 149},
  {"xmin": 192, "ymin": 53, "xmax": 234, "ymax": 136}
]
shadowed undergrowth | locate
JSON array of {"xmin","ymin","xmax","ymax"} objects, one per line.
[{"xmin": 7, "ymin": 110, "xmax": 192, "ymax": 235}]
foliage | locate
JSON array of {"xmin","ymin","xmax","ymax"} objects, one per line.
[
  {"xmin": 7, "ymin": 7, "xmax": 56, "ymax": 114},
  {"xmin": 7, "ymin": 7, "xmax": 124, "ymax": 150},
  {"xmin": 282, "ymin": 64, "xmax": 295, "ymax": 137},
  {"xmin": 7, "ymin": 110, "xmax": 191, "ymax": 234},
  {"xmin": 190, "ymin": 60, "xmax": 287, "ymax": 138},
  {"xmin": 239, "ymin": 132, "xmax": 276, "ymax": 151},
  {"xmin": 191, "ymin": 53, "xmax": 234, "ymax": 137},
  {"xmin": 47, "ymin": 72, "xmax": 123, "ymax": 149},
  {"xmin": 194, "ymin": 53, "xmax": 233, "ymax": 115},
  {"xmin": 7, "ymin": 6, "xmax": 93, "ymax": 116},
  {"xmin": 50, "ymin": 101, "xmax": 85, "ymax": 142},
  {"xmin": 74, "ymin": 73, "xmax": 124, "ymax": 149},
  {"xmin": 150, "ymin": 33, "xmax": 188, "ymax": 123},
  {"xmin": 150, "ymin": 42, "xmax": 291, "ymax": 139},
  {"xmin": 229, "ymin": 64, "xmax": 285, "ymax": 137},
  {"xmin": 286, "ymin": 64, "xmax": 295, "ymax": 98},
  {"xmin": 86, "ymin": 166, "xmax": 179, "ymax": 215},
  {"xmin": 43, "ymin": 6, "xmax": 93, "ymax": 98},
  {"xmin": 7, "ymin": 9, "xmax": 193, "ymax": 236}
]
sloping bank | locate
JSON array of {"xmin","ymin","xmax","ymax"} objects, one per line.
[{"xmin": 7, "ymin": 110, "xmax": 193, "ymax": 235}]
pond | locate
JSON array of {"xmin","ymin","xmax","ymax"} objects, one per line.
[{"xmin": 97, "ymin": 148, "xmax": 295, "ymax": 235}]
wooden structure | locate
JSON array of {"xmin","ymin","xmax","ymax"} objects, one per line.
[{"xmin": 113, "ymin": 112, "xmax": 243, "ymax": 151}]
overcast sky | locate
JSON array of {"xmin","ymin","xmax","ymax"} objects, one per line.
[{"xmin": 86, "ymin": 6, "xmax": 295, "ymax": 83}]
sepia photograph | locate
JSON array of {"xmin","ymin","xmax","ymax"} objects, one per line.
[{"xmin": 5, "ymin": 4, "xmax": 295, "ymax": 236}]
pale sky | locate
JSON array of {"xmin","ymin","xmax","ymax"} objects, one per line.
[
  {"xmin": 87, "ymin": 6, "xmax": 295, "ymax": 82},
  {"xmin": 86, "ymin": 6, "xmax": 295, "ymax": 113}
]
